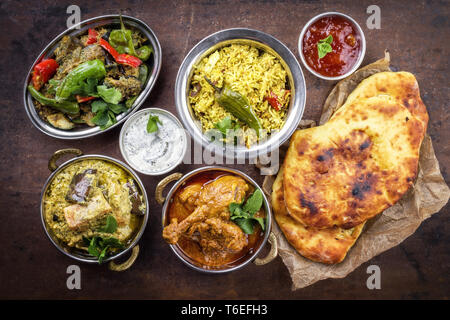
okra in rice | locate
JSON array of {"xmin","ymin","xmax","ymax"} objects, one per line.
[{"xmin": 189, "ymin": 44, "xmax": 290, "ymax": 146}]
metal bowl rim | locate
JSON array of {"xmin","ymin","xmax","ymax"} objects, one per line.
[
  {"xmin": 40, "ymin": 153, "xmax": 150, "ymax": 264},
  {"xmin": 23, "ymin": 14, "xmax": 162, "ymax": 140},
  {"xmin": 175, "ymin": 27, "xmax": 306, "ymax": 159},
  {"xmin": 119, "ymin": 107, "xmax": 188, "ymax": 176},
  {"xmin": 160, "ymin": 165, "xmax": 272, "ymax": 274},
  {"xmin": 297, "ymin": 11, "xmax": 367, "ymax": 81}
]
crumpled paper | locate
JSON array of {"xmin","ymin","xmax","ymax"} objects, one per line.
[{"xmin": 260, "ymin": 52, "xmax": 450, "ymax": 290}]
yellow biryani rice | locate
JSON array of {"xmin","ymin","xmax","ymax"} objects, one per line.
[{"xmin": 189, "ymin": 44, "xmax": 290, "ymax": 141}]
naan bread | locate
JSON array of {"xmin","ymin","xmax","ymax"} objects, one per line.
[
  {"xmin": 272, "ymin": 167, "xmax": 365, "ymax": 264},
  {"xmin": 283, "ymin": 72, "xmax": 428, "ymax": 229}
]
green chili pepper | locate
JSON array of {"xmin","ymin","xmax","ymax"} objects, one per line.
[
  {"xmin": 109, "ymin": 29, "xmax": 128, "ymax": 54},
  {"xmin": 204, "ymin": 77, "xmax": 262, "ymax": 136},
  {"xmin": 138, "ymin": 64, "xmax": 148, "ymax": 86},
  {"xmin": 125, "ymin": 96, "xmax": 137, "ymax": 109},
  {"xmin": 28, "ymin": 85, "xmax": 79, "ymax": 115},
  {"xmin": 55, "ymin": 60, "xmax": 106, "ymax": 102},
  {"xmin": 136, "ymin": 45, "xmax": 152, "ymax": 61}
]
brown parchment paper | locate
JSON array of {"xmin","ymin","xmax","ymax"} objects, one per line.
[{"xmin": 260, "ymin": 52, "xmax": 450, "ymax": 290}]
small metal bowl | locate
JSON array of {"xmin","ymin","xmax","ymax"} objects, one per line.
[
  {"xmin": 40, "ymin": 148, "xmax": 149, "ymax": 271},
  {"xmin": 298, "ymin": 12, "xmax": 366, "ymax": 81},
  {"xmin": 119, "ymin": 108, "xmax": 188, "ymax": 176},
  {"xmin": 156, "ymin": 166, "xmax": 278, "ymax": 274},
  {"xmin": 24, "ymin": 15, "xmax": 162, "ymax": 139},
  {"xmin": 175, "ymin": 28, "xmax": 306, "ymax": 160}
]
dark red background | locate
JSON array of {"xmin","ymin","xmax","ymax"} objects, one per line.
[{"xmin": 0, "ymin": 0, "xmax": 448, "ymax": 299}]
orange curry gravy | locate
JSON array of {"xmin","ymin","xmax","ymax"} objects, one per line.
[
  {"xmin": 167, "ymin": 170, "xmax": 265, "ymax": 270},
  {"xmin": 302, "ymin": 15, "xmax": 362, "ymax": 77}
]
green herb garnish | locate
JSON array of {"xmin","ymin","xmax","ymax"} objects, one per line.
[
  {"xmin": 96, "ymin": 85, "xmax": 122, "ymax": 104},
  {"xmin": 83, "ymin": 216, "xmax": 124, "ymax": 264},
  {"xmin": 317, "ymin": 35, "xmax": 333, "ymax": 59},
  {"xmin": 85, "ymin": 236, "xmax": 125, "ymax": 264},
  {"xmin": 98, "ymin": 215, "xmax": 118, "ymax": 233},
  {"xmin": 208, "ymin": 116, "xmax": 241, "ymax": 144},
  {"xmin": 91, "ymin": 100, "xmax": 127, "ymax": 130},
  {"xmin": 72, "ymin": 78, "xmax": 99, "ymax": 97},
  {"xmin": 147, "ymin": 114, "xmax": 162, "ymax": 133},
  {"xmin": 229, "ymin": 189, "xmax": 265, "ymax": 234}
]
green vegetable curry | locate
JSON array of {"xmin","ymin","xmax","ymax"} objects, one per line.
[{"xmin": 29, "ymin": 17, "xmax": 153, "ymax": 131}]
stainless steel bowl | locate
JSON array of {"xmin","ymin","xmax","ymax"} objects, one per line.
[
  {"xmin": 298, "ymin": 12, "xmax": 366, "ymax": 81},
  {"xmin": 119, "ymin": 108, "xmax": 188, "ymax": 176},
  {"xmin": 40, "ymin": 149, "xmax": 149, "ymax": 270},
  {"xmin": 156, "ymin": 166, "xmax": 278, "ymax": 273},
  {"xmin": 24, "ymin": 15, "xmax": 162, "ymax": 139},
  {"xmin": 175, "ymin": 28, "xmax": 306, "ymax": 160}
]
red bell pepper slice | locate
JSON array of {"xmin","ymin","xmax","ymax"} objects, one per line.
[
  {"xmin": 99, "ymin": 38, "xmax": 119, "ymax": 60},
  {"xmin": 86, "ymin": 28, "xmax": 98, "ymax": 45},
  {"xmin": 31, "ymin": 59, "xmax": 59, "ymax": 90},
  {"xmin": 75, "ymin": 95, "xmax": 97, "ymax": 103},
  {"xmin": 264, "ymin": 91, "xmax": 282, "ymax": 111},
  {"xmin": 97, "ymin": 35, "xmax": 143, "ymax": 68},
  {"xmin": 116, "ymin": 54, "xmax": 142, "ymax": 68}
]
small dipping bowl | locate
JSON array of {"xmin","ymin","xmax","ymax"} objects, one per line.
[
  {"xmin": 119, "ymin": 108, "xmax": 187, "ymax": 176},
  {"xmin": 298, "ymin": 12, "xmax": 366, "ymax": 80}
]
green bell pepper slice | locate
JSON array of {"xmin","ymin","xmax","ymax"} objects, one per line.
[
  {"xmin": 55, "ymin": 59, "xmax": 106, "ymax": 102},
  {"xmin": 136, "ymin": 45, "xmax": 153, "ymax": 61}
]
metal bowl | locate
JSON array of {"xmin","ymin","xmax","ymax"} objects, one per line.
[
  {"xmin": 175, "ymin": 28, "xmax": 306, "ymax": 160},
  {"xmin": 156, "ymin": 166, "xmax": 278, "ymax": 273},
  {"xmin": 119, "ymin": 108, "xmax": 188, "ymax": 176},
  {"xmin": 298, "ymin": 12, "xmax": 366, "ymax": 81},
  {"xmin": 24, "ymin": 15, "xmax": 162, "ymax": 139},
  {"xmin": 40, "ymin": 149, "xmax": 149, "ymax": 271}
]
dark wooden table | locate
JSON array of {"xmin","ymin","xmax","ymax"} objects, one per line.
[{"xmin": 0, "ymin": 0, "xmax": 448, "ymax": 299}]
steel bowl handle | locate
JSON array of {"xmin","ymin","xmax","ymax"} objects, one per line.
[
  {"xmin": 48, "ymin": 148, "xmax": 83, "ymax": 172},
  {"xmin": 253, "ymin": 232, "xmax": 278, "ymax": 265},
  {"xmin": 155, "ymin": 172, "xmax": 183, "ymax": 205},
  {"xmin": 108, "ymin": 245, "xmax": 140, "ymax": 272}
]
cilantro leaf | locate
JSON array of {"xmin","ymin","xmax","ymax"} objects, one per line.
[
  {"xmin": 91, "ymin": 100, "xmax": 108, "ymax": 113},
  {"xmin": 108, "ymin": 103, "xmax": 127, "ymax": 114},
  {"xmin": 91, "ymin": 110, "xmax": 109, "ymax": 126},
  {"xmin": 147, "ymin": 114, "xmax": 162, "ymax": 133},
  {"xmin": 214, "ymin": 116, "xmax": 240, "ymax": 137},
  {"xmin": 97, "ymin": 85, "xmax": 122, "ymax": 104},
  {"xmin": 72, "ymin": 78, "xmax": 100, "ymax": 97}
]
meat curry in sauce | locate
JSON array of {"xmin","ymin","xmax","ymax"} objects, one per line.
[{"xmin": 162, "ymin": 171, "xmax": 265, "ymax": 269}]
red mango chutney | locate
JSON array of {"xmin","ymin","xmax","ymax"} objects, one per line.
[{"xmin": 302, "ymin": 15, "xmax": 362, "ymax": 77}]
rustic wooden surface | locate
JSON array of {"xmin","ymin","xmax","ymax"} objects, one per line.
[{"xmin": 0, "ymin": 0, "xmax": 448, "ymax": 299}]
